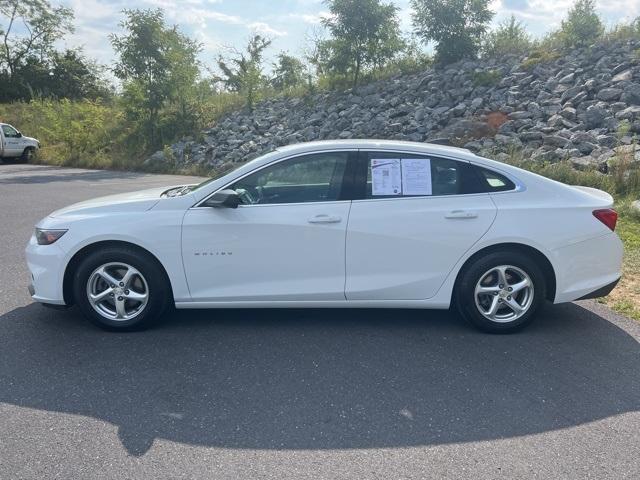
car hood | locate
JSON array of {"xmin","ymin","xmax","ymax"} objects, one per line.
[{"xmin": 49, "ymin": 186, "xmax": 179, "ymax": 218}]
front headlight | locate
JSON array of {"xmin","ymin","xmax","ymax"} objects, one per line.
[{"xmin": 35, "ymin": 228, "xmax": 67, "ymax": 245}]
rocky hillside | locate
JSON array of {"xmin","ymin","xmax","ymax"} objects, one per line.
[{"xmin": 147, "ymin": 39, "xmax": 640, "ymax": 172}]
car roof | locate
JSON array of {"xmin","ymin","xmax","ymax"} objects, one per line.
[{"xmin": 275, "ymin": 139, "xmax": 475, "ymax": 159}]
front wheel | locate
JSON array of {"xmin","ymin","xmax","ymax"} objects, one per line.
[
  {"xmin": 73, "ymin": 247, "xmax": 171, "ymax": 331},
  {"xmin": 455, "ymin": 251, "xmax": 546, "ymax": 333},
  {"xmin": 21, "ymin": 147, "xmax": 36, "ymax": 163}
]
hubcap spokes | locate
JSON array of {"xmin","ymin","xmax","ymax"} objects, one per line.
[
  {"xmin": 87, "ymin": 262, "xmax": 149, "ymax": 321},
  {"xmin": 474, "ymin": 265, "xmax": 534, "ymax": 323}
]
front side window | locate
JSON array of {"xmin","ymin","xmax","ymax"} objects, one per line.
[
  {"xmin": 228, "ymin": 152, "xmax": 349, "ymax": 205},
  {"xmin": 2, "ymin": 125, "xmax": 18, "ymax": 137},
  {"xmin": 362, "ymin": 152, "xmax": 479, "ymax": 198}
]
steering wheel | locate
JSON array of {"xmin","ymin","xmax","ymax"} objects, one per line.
[
  {"xmin": 254, "ymin": 185, "xmax": 264, "ymax": 204},
  {"xmin": 235, "ymin": 188, "xmax": 255, "ymax": 205}
]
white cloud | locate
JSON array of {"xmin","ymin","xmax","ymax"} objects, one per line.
[
  {"xmin": 248, "ymin": 22, "xmax": 288, "ymax": 37},
  {"xmin": 287, "ymin": 11, "xmax": 331, "ymax": 24}
]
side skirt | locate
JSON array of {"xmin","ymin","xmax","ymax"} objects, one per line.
[{"xmin": 175, "ymin": 300, "xmax": 451, "ymax": 309}]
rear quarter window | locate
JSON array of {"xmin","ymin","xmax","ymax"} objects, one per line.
[{"xmin": 474, "ymin": 166, "xmax": 516, "ymax": 192}]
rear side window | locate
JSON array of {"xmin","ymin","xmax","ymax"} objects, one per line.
[
  {"xmin": 361, "ymin": 152, "xmax": 481, "ymax": 198},
  {"xmin": 474, "ymin": 167, "xmax": 516, "ymax": 192}
]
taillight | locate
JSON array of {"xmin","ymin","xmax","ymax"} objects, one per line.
[{"xmin": 593, "ymin": 209, "xmax": 618, "ymax": 231}]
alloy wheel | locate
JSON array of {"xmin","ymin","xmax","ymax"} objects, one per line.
[
  {"xmin": 474, "ymin": 265, "xmax": 534, "ymax": 323},
  {"xmin": 86, "ymin": 262, "xmax": 149, "ymax": 321}
]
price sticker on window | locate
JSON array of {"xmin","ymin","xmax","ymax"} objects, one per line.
[
  {"xmin": 401, "ymin": 158, "xmax": 432, "ymax": 195},
  {"xmin": 371, "ymin": 159, "xmax": 402, "ymax": 195}
]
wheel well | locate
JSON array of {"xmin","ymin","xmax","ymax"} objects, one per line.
[
  {"xmin": 454, "ymin": 243, "xmax": 557, "ymax": 302},
  {"xmin": 63, "ymin": 240, "xmax": 174, "ymax": 305}
]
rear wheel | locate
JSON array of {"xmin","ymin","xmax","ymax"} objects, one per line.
[
  {"xmin": 73, "ymin": 247, "xmax": 171, "ymax": 331},
  {"xmin": 455, "ymin": 251, "xmax": 546, "ymax": 333}
]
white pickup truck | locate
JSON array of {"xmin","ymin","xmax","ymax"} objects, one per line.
[{"xmin": 0, "ymin": 123, "xmax": 40, "ymax": 162}]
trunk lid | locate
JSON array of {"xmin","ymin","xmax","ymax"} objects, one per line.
[{"xmin": 570, "ymin": 185, "xmax": 614, "ymax": 207}]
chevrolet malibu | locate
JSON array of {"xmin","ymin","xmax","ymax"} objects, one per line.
[{"xmin": 26, "ymin": 140, "xmax": 623, "ymax": 333}]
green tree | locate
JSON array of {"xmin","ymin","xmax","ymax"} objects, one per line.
[
  {"xmin": 558, "ymin": 0, "xmax": 603, "ymax": 48},
  {"xmin": 0, "ymin": 48, "xmax": 109, "ymax": 102},
  {"xmin": 110, "ymin": 8, "xmax": 201, "ymax": 148},
  {"xmin": 482, "ymin": 15, "xmax": 532, "ymax": 57},
  {"xmin": 411, "ymin": 0, "xmax": 494, "ymax": 64},
  {"xmin": 49, "ymin": 49, "xmax": 111, "ymax": 99},
  {"xmin": 271, "ymin": 52, "xmax": 305, "ymax": 91},
  {"xmin": 215, "ymin": 34, "xmax": 272, "ymax": 108},
  {"xmin": 319, "ymin": 0, "xmax": 404, "ymax": 87},
  {"xmin": 0, "ymin": 0, "xmax": 73, "ymax": 79}
]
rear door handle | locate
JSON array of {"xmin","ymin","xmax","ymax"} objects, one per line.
[
  {"xmin": 445, "ymin": 210, "xmax": 478, "ymax": 219},
  {"xmin": 308, "ymin": 214, "xmax": 342, "ymax": 224}
]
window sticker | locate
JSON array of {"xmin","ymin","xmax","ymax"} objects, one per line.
[
  {"xmin": 371, "ymin": 158, "xmax": 402, "ymax": 195},
  {"xmin": 401, "ymin": 158, "xmax": 432, "ymax": 195}
]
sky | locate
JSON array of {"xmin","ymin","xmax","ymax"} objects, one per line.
[{"xmin": 53, "ymin": 0, "xmax": 640, "ymax": 74}]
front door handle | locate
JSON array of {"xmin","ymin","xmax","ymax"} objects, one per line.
[
  {"xmin": 308, "ymin": 214, "xmax": 342, "ymax": 224},
  {"xmin": 445, "ymin": 210, "xmax": 478, "ymax": 219}
]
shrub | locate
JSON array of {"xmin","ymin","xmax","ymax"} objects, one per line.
[
  {"xmin": 472, "ymin": 69, "xmax": 501, "ymax": 87},
  {"xmin": 556, "ymin": 0, "xmax": 604, "ymax": 48},
  {"xmin": 411, "ymin": 0, "xmax": 494, "ymax": 64},
  {"xmin": 520, "ymin": 50, "xmax": 561, "ymax": 71},
  {"xmin": 604, "ymin": 19, "xmax": 640, "ymax": 43},
  {"xmin": 482, "ymin": 15, "xmax": 533, "ymax": 58}
]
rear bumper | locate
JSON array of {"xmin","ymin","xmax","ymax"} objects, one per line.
[
  {"xmin": 551, "ymin": 232, "xmax": 623, "ymax": 303},
  {"xmin": 576, "ymin": 277, "xmax": 620, "ymax": 300}
]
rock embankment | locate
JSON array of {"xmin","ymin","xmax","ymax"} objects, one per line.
[{"xmin": 147, "ymin": 39, "xmax": 640, "ymax": 171}]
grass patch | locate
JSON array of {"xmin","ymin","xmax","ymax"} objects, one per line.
[
  {"xmin": 601, "ymin": 211, "xmax": 640, "ymax": 321},
  {"xmin": 494, "ymin": 150, "xmax": 640, "ymax": 321},
  {"xmin": 520, "ymin": 50, "xmax": 561, "ymax": 70},
  {"xmin": 471, "ymin": 69, "xmax": 502, "ymax": 87}
]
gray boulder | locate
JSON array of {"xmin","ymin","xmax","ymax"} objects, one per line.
[{"xmin": 597, "ymin": 88, "xmax": 623, "ymax": 101}]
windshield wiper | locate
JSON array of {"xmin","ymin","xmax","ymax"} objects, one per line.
[{"xmin": 164, "ymin": 185, "xmax": 199, "ymax": 197}]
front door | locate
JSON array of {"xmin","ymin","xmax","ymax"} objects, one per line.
[
  {"xmin": 345, "ymin": 151, "xmax": 497, "ymax": 300},
  {"xmin": 1, "ymin": 125, "xmax": 22, "ymax": 156},
  {"xmin": 182, "ymin": 151, "xmax": 355, "ymax": 302}
]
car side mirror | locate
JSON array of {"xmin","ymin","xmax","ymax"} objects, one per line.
[
  {"xmin": 203, "ymin": 189, "xmax": 242, "ymax": 208},
  {"xmin": 16, "ymin": 132, "xmax": 22, "ymax": 138}
]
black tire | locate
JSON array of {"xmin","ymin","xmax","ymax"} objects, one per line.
[
  {"xmin": 73, "ymin": 246, "xmax": 171, "ymax": 331},
  {"xmin": 454, "ymin": 250, "xmax": 546, "ymax": 334},
  {"xmin": 20, "ymin": 147, "xmax": 35, "ymax": 163}
]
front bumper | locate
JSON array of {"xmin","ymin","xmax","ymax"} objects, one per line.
[{"xmin": 25, "ymin": 234, "xmax": 67, "ymax": 305}]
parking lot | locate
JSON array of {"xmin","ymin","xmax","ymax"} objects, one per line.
[{"xmin": 1, "ymin": 163, "xmax": 639, "ymax": 479}]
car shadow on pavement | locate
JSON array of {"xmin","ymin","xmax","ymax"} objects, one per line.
[{"xmin": 0, "ymin": 301, "xmax": 638, "ymax": 457}]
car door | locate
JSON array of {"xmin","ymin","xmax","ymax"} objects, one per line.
[
  {"xmin": 181, "ymin": 151, "xmax": 356, "ymax": 302},
  {"xmin": 345, "ymin": 151, "xmax": 497, "ymax": 300},
  {"xmin": 1, "ymin": 125, "xmax": 22, "ymax": 156}
]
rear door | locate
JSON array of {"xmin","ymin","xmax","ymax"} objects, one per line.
[{"xmin": 345, "ymin": 151, "xmax": 497, "ymax": 300}]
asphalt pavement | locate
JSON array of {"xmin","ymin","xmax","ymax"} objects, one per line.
[{"xmin": 1, "ymin": 162, "xmax": 639, "ymax": 479}]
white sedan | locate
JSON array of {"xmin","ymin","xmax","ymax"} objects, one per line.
[{"xmin": 26, "ymin": 140, "xmax": 623, "ymax": 333}]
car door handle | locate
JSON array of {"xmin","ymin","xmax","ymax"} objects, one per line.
[
  {"xmin": 308, "ymin": 214, "xmax": 342, "ymax": 224},
  {"xmin": 445, "ymin": 210, "xmax": 478, "ymax": 219}
]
